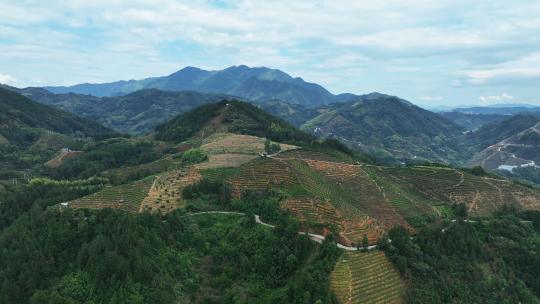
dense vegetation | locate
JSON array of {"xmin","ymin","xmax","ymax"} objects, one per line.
[
  {"xmin": 156, "ymin": 100, "xmax": 315, "ymax": 145},
  {"xmin": 0, "ymin": 88, "xmax": 115, "ymax": 170},
  {"xmin": 155, "ymin": 102, "xmax": 225, "ymax": 142},
  {"xmin": 0, "ymin": 177, "xmax": 106, "ymax": 230},
  {"xmin": 51, "ymin": 138, "xmax": 161, "ymax": 179},
  {"xmin": 0, "ymin": 87, "xmax": 111, "ymax": 139},
  {"xmin": 301, "ymin": 94, "xmax": 466, "ymax": 164},
  {"xmin": 0, "ymin": 189, "xmax": 340, "ymax": 304},
  {"xmin": 4, "ymin": 86, "xmax": 230, "ymax": 134},
  {"xmin": 381, "ymin": 214, "xmax": 540, "ymax": 303}
]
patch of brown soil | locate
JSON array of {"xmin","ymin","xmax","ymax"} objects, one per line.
[
  {"xmin": 139, "ymin": 167, "xmax": 202, "ymax": 214},
  {"xmin": 45, "ymin": 151, "xmax": 82, "ymax": 168}
]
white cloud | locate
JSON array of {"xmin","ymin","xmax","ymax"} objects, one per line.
[
  {"xmin": 0, "ymin": 0, "xmax": 539, "ymax": 104},
  {"xmin": 465, "ymin": 52, "xmax": 540, "ymax": 84},
  {"xmin": 478, "ymin": 93, "xmax": 514, "ymax": 104},
  {"xmin": 0, "ymin": 73, "xmax": 17, "ymax": 85}
]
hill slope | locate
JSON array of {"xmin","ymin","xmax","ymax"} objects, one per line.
[
  {"xmin": 0, "ymin": 87, "xmax": 112, "ymax": 171},
  {"xmin": 1, "ymin": 89, "xmax": 540, "ymax": 304},
  {"xmin": 5, "ymin": 86, "xmax": 231, "ymax": 134},
  {"xmin": 0, "ymin": 87, "xmax": 109, "ymax": 138},
  {"xmin": 468, "ymin": 115, "xmax": 540, "ymax": 184},
  {"xmin": 155, "ymin": 99, "xmax": 313, "ymax": 144},
  {"xmin": 301, "ymin": 94, "xmax": 465, "ymax": 164},
  {"xmin": 440, "ymin": 111, "xmax": 508, "ymax": 131},
  {"xmin": 258, "ymin": 99, "xmax": 319, "ymax": 127},
  {"xmin": 44, "ymin": 65, "xmax": 351, "ymax": 107}
]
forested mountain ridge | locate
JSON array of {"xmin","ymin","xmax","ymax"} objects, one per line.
[
  {"xmin": 300, "ymin": 95, "xmax": 465, "ymax": 164},
  {"xmin": 44, "ymin": 65, "xmax": 356, "ymax": 107},
  {"xmin": 0, "ymin": 87, "xmax": 110, "ymax": 138},
  {"xmin": 0, "ymin": 88, "xmax": 114, "ymax": 171},
  {"xmin": 3, "ymin": 85, "xmax": 233, "ymax": 134}
]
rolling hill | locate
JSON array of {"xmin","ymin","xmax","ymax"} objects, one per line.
[
  {"xmin": 70, "ymin": 101, "xmax": 540, "ymax": 243},
  {"xmin": 300, "ymin": 93, "xmax": 465, "ymax": 164},
  {"xmin": 0, "ymin": 87, "xmax": 110, "ymax": 139},
  {"xmin": 10, "ymin": 81, "xmax": 540, "ymax": 186},
  {"xmin": 4, "ymin": 85, "xmax": 232, "ymax": 134},
  {"xmin": 2, "ymin": 99, "xmax": 540, "ymax": 304},
  {"xmin": 0, "ymin": 87, "xmax": 112, "ymax": 172}
]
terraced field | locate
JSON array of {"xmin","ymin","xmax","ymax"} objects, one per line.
[
  {"xmin": 200, "ymin": 133, "xmax": 297, "ymax": 155},
  {"xmin": 281, "ymin": 197, "xmax": 341, "ymax": 227},
  {"xmin": 361, "ymin": 166, "xmax": 437, "ymax": 227},
  {"xmin": 228, "ymin": 157, "xmax": 298, "ymax": 196},
  {"xmin": 228, "ymin": 156, "xmax": 385, "ymax": 245},
  {"xmin": 378, "ymin": 166, "xmax": 540, "ymax": 215},
  {"xmin": 139, "ymin": 167, "xmax": 201, "ymax": 214},
  {"xmin": 280, "ymin": 197, "xmax": 382, "ymax": 243},
  {"xmin": 331, "ymin": 251, "xmax": 405, "ymax": 304},
  {"xmin": 302, "ymin": 159, "xmax": 412, "ymax": 233},
  {"xmin": 195, "ymin": 153, "xmax": 256, "ymax": 169},
  {"xmin": 66, "ymin": 177, "xmax": 154, "ymax": 212},
  {"xmin": 274, "ymin": 148, "xmax": 355, "ymax": 163}
]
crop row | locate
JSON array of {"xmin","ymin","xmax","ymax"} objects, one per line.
[{"xmin": 331, "ymin": 251, "xmax": 405, "ymax": 304}]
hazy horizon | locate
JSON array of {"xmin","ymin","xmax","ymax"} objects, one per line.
[{"xmin": 1, "ymin": 1, "xmax": 540, "ymax": 106}]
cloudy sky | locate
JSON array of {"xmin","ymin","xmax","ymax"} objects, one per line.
[{"xmin": 1, "ymin": 0, "xmax": 539, "ymax": 106}]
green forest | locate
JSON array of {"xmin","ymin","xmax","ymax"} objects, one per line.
[
  {"xmin": 0, "ymin": 189, "xmax": 340, "ymax": 304},
  {"xmin": 381, "ymin": 211, "xmax": 540, "ymax": 303}
]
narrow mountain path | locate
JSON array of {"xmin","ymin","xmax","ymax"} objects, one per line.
[
  {"xmin": 454, "ymin": 171, "xmax": 465, "ymax": 188},
  {"xmin": 187, "ymin": 211, "xmax": 497, "ymax": 251},
  {"xmin": 187, "ymin": 211, "xmax": 375, "ymax": 251},
  {"xmin": 138, "ymin": 176, "xmax": 160, "ymax": 213}
]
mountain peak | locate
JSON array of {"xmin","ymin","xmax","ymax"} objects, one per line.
[
  {"xmin": 44, "ymin": 65, "xmax": 351, "ymax": 107},
  {"xmin": 168, "ymin": 66, "xmax": 207, "ymax": 77},
  {"xmin": 350, "ymin": 92, "xmax": 413, "ymax": 106},
  {"xmin": 155, "ymin": 99, "xmax": 311, "ymax": 143}
]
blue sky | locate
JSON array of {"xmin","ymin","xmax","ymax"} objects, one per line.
[{"xmin": 1, "ymin": 0, "xmax": 540, "ymax": 106}]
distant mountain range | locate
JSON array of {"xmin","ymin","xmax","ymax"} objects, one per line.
[
  {"xmin": 452, "ymin": 105, "xmax": 540, "ymax": 115},
  {"xmin": 44, "ymin": 65, "xmax": 359, "ymax": 107},
  {"xmin": 439, "ymin": 112, "xmax": 508, "ymax": 131}
]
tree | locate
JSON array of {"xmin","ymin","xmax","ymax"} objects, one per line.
[
  {"xmin": 264, "ymin": 139, "xmax": 271, "ymax": 154},
  {"xmin": 264, "ymin": 139, "xmax": 281, "ymax": 154},
  {"xmin": 470, "ymin": 166, "xmax": 487, "ymax": 176},
  {"xmin": 362, "ymin": 234, "xmax": 369, "ymax": 252},
  {"xmin": 455, "ymin": 203, "xmax": 468, "ymax": 218}
]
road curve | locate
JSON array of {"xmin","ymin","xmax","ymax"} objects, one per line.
[
  {"xmin": 188, "ymin": 211, "xmax": 372, "ymax": 251},
  {"xmin": 188, "ymin": 211, "xmax": 488, "ymax": 251}
]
